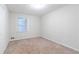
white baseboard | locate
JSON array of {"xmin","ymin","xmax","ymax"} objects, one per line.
[
  {"xmin": 41, "ymin": 36, "xmax": 79, "ymax": 52},
  {"xmin": 10, "ymin": 36, "xmax": 41, "ymax": 41}
]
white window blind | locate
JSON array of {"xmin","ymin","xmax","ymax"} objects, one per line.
[{"xmin": 18, "ymin": 16, "xmax": 26, "ymax": 32}]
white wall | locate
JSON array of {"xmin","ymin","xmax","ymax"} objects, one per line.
[
  {"xmin": 0, "ymin": 5, "xmax": 10, "ymax": 53},
  {"xmin": 41, "ymin": 5, "xmax": 79, "ymax": 51},
  {"xmin": 10, "ymin": 12, "xmax": 40, "ymax": 40}
]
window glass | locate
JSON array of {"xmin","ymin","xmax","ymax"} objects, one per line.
[{"xmin": 18, "ymin": 16, "xmax": 26, "ymax": 32}]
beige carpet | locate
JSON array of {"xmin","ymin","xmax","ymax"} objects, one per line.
[{"xmin": 4, "ymin": 37, "xmax": 79, "ymax": 54}]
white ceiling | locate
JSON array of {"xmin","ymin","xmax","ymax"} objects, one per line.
[{"xmin": 7, "ymin": 4, "xmax": 66, "ymax": 16}]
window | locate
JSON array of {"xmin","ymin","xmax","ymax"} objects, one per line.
[{"xmin": 18, "ymin": 16, "xmax": 26, "ymax": 32}]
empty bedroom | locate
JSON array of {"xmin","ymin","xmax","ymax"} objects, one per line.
[{"xmin": 0, "ymin": 4, "xmax": 79, "ymax": 54}]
